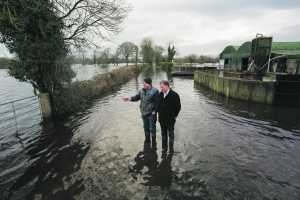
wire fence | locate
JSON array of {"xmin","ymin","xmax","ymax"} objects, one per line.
[{"xmin": 0, "ymin": 96, "xmax": 42, "ymax": 137}]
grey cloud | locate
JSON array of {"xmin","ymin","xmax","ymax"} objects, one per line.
[
  {"xmin": 0, "ymin": 0, "xmax": 299, "ymax": 57},
  {"xmin": 134, "ymin": 0, "xmax": 300, "ymax": 18},
  {"xmin": 273, "ymin": 25, "xmax": 300, "ymax": 41}
]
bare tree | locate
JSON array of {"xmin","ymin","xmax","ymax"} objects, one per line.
[
  {"xmin": 140, "ymin": 38, "xmax": 154, "ymax": 64},
  {"xmin": 153, "ymin": 45, "xmax": 164, "ymax": 65},
  {"xmin": 51, "ymin": 0, "xmax": 130, "ymax": 47},
  {"xmin": 118, "ymin": 42, "xmax": 137, "ymax": 66},
  {"xmin": 97, "ymin": 47, "xmax": 112, "ymax": 64}
]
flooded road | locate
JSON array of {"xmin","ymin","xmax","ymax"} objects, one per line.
[{"xmin": 1, "ymin": 69, "xmax": 300, "ymax": 200}]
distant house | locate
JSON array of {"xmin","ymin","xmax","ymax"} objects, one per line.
[{"xmin": 220, "ymin": 35, "xmax": 300, "ymax": 74}]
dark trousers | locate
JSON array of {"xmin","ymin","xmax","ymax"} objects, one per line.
[
  {"xmin": 159, "ymin": 118, "xmax": 175, "ymax": 151},
  {"xmin": 142, "ymin": 114, "xmax": 157, "ymax": 137}
]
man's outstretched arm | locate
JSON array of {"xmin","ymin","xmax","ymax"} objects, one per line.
[
  {"xmin": 130, "ymin": 92, "xmax": 141, "ymax": 102},
  {"xmin": 122, "ymin": 91, "xmax": 141, "ymax": 102}
]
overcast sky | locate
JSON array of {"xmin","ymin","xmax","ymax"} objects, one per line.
[{"xmin": 1, "ymin": 0, "xmax": 300, "ymax": 57}]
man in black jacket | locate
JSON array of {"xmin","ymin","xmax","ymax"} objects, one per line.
[{"xmin": 158, "ymin": 80, "xmax": 181, "ymax": 153}]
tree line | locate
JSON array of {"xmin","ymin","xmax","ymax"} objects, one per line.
[
  {"xmin": 176, "ymin": 54, "xmax": 219, "ymax": 64},
  {"xmin": 66, "ymin": 38, "xmax": 176, "ymax": 66},
  {"xmin": 67, "ymin": 37, "xmax": 218, "ymax": 66}
]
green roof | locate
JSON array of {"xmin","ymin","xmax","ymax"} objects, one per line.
[
  {"xmin": 232, "ymin": 46, "xmax": 240, "ymax": 50},
  {"xmin": 272, "ymin": 42, "xmax": 300, "ymax": 50},
  {"xmin": 220, "ymin": 45, "xmax": 239, "ymax": 58},
  {"xmin": 220, "ymin": 41, "xmax": 300, "ymax": 59},
  {"xmin": 271, "ymin": 42, "xmax": 300, "ymax": 56},
  {"xmin": 238, "ymin": 42, "xmax": 251, "ymax": 56}
]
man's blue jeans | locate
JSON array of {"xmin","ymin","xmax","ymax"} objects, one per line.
[{"xmin": 142, "ymin": 113, "xmax": 157, "ymax": 137}]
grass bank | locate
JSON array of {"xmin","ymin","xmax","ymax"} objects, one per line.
[{"xmin": 53, "ymin": 65, "xmax": 140, "ymax": 117}]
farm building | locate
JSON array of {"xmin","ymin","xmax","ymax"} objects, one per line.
[{"xmin": 220, "ymin": 35, "xmax": 300, "ymax": 74}]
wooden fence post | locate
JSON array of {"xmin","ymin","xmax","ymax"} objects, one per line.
[{"xmin": 38, "ymin": 93, "xmax": 52, "ymax": 119}]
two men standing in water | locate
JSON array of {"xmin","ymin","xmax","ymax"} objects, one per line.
[{"xmin": 123, "ymin": 78, "xmax": 181, "ymax": 153}]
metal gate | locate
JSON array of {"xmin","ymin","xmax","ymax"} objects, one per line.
[{"xmin": 0, "ymin": 96, "xmax": 42, "ymax": 136}]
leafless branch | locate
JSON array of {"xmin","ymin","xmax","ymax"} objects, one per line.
[{"xmin": 51, "ymin": 0, "xmax": 130, "ymax": 48}]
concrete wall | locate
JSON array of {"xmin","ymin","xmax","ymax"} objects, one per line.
[{"xmin": 194, "ymin": 71, "xmax": 275, "ymax": 104}]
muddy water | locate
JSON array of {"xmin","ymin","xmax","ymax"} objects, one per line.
[{"xmin": 1, "ymin": 69, "xmax": 300, "ymax": 200}]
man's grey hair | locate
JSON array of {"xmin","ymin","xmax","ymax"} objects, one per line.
[{"xmin": 160, "ymin": 80, "xmax": 170, "ymax": 87}]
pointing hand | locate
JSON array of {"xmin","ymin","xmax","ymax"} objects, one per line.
[{"xmin": 122, "ymin": 97, "xmax": 130, "ymax": 102}]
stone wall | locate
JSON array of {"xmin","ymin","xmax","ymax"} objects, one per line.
[{"xmin": 194, "ymin": 71, "xmax": 275, "ymax": 104}]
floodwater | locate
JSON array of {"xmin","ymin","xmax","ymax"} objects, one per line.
[
  {"xmin": 0, "ymin": 69, "xmax": 34, "ymax": 102},
  {"xmin": 1, "ymin": 69, "xmax": 300, "ymax": 200},
  {"xmin": 0, "ymin": 63, "xmax": 123, "ymax": 102},
  {"xmin": 71, "ymin": 63, "xmax": 128, "ymax": 81}
]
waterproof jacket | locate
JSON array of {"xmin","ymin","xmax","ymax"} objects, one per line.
[
  {"xmin": 131, "ymin": 87, "xmax": 159, "ymax": 116},
  {"xmin": 158, "ymin": 89, "xmax": 181, "ymax": 123}
]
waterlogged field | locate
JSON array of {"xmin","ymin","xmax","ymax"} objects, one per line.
[{"xmin": 71, "ymin": 63, "xmax": 129, "ymax": 81}]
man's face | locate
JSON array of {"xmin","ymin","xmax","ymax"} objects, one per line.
[
  {"xmin": 143, "ymin": 82, "xmax": 151, "ymax": 89},
  {"xmin": 160, "ymin": 83, "xmax": 169, "ymax": 93}
]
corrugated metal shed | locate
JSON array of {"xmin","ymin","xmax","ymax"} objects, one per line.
[
  {"xmin": 238, "ymin": 42, "xmax": 252, "ymax": 57},
  {"xmin": 220, "ymin": 45, "xmax": 239, "ymax": 58},
  {"xmin": 272, "ymin": 42, "xmax": 300, "ymax": 58},
  {"xmin": 221, "ymin": 42, "xmax": 300, "ymax": 58}
]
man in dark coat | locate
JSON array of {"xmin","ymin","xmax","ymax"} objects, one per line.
[{"xmin": 158, "ymin": 80, "xmax": 181, "ymax": 153}]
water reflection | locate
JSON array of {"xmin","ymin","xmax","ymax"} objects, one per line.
[
  {"xmin": 129, "ymin": 143, "xmax": 175, "ymax": 192},
  {"xmin": 3, "ymin": 122, "xmax": 90, "ymax": 200},
  {"xmin": 194, "ymin": 82, "xmax": 300, "ymax": 135},
  {"xmin": 129, "ymin": 143, "xmax": 159, "ymax": 186},
  {"xmin": 157, "ymin": 152, "xmax": 173, "ymax": 189}
]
